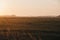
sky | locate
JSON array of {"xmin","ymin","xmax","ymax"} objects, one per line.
[{"xmin": 0, "ymin": 0, "xmax": 60, "ymax": 16}]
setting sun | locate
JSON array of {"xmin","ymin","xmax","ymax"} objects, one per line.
[
  {"xmin": 0, "ymin": 1, "xmax": 6, "ymax": 15},
  {"xmin": 0, "ymin": 2, "xmax": 5, "ymax": 10}
]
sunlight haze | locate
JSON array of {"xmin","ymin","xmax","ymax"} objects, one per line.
[{"xmin": 0, "ymin": 0, "xmax": 60, "ymax": 16}]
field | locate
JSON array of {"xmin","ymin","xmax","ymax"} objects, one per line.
[{"xmin": 0, "ymin": 17, "xmax": 60, "ymax": 40}]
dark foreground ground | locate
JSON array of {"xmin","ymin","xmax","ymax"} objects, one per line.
[
  {"xmin": 0, "ymin": 30, "xmax": 60, "ymax": 40},
  {"xmin": 0, "ymin": 17, "xmax": 60, "ymax": 40}
]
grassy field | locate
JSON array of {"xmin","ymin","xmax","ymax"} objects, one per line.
[
  {"xmin": 0, "ymin": 17, "xmax": 60, "ymax": 40},
  {"xmin": 0, "ymin": 17, "xmax": 60, "ymax": 31}
]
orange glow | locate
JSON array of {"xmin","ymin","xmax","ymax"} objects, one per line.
[{"xmin": 0, "ymin": 0, "xmax": 59, "ymax": 16}]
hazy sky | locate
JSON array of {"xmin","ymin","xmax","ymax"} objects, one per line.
[{"xmin": 0, "ymin": 0, "xmax": 60, "ymax": 16}]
